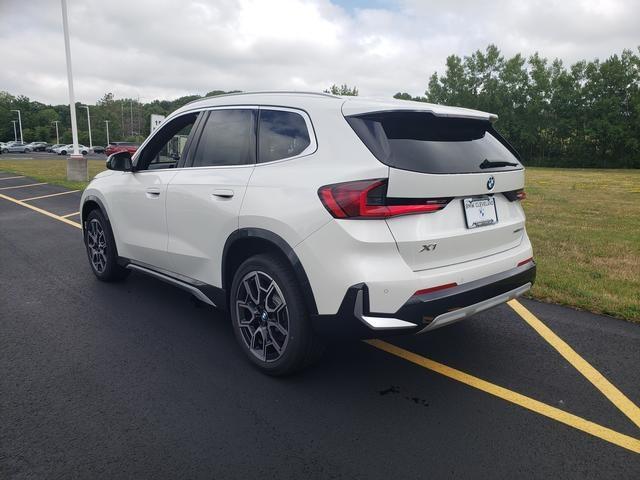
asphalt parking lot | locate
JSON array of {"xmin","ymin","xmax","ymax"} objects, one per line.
[{"xmin": 1, "ymin": 172, "xmax": 639, "ymax": 479}]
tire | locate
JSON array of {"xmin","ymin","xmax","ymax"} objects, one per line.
[
  {"xmin": 81, "ymin": 150, "xmax": 87, "ymax": 155},
  {"xmin": 84, "ymin": 209, "xmax": 129, "ymax": 282},
  {"xmin": 25, "ymin": 148, "xmax": 31, "ymax": 153},
  {"xmin": 60, "ymin": 150, "xmax": 67, "ymax": 155},
  {"xmin": 230, "ymin": 253, "xmax": 324, "ymax": 376}
]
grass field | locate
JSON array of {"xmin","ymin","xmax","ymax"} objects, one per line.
[
  {"xmin": 1, "ymin": 159, "xmax": 638, "ymax": 321},
  {"xmin": 524, "ymin": 168, "xmax": 639, "ymax": 321}
]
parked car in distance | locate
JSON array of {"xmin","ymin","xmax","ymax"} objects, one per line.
[
  {"xmin": 92, "ymin": 145, "xmax": 106, "ymax": 154},
  {"xmin": 2, "ymin": 142, "xmax": 32, "ymax": 153},
  {"xmin": 46, "ymin": 144, "xmax": 64, "ymax": 152},
  {"xmin": 55, "ymin": 144, "xmax": 89, "ymax": 155},
  {"xmin": 27, "ymin": 141, "xmax": 49, "ymax": 151},
  {"xmin": 81, "ymin": 92, "xmax": 535, "ymax": 375},
  {"xmin": 105, "ymin": 142, "xmax": 139, "ymax": 156}
]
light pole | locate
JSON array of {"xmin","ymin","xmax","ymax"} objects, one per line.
[
  {"xmin": 60, "ymin": 0, "xmax": 85, "ymax": 180},
  {"xmin": 104, "ymin": 120, "xmax": 110, "ymax": 145},
  {"xmin": 11, "ymin": 121, "xmax": 18, "ymax": 141},
  {"xmin": 81, "ymin": 105, "xmax": 92, "ymax": 148},
  {"xmin": 11, "ymin": 110, "xmax": 23, "ymax": 143},
  {"xmin": 52, "ymin": 121, "xmax": 60, "ymax": 144}
]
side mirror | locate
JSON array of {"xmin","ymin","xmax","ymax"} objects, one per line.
[{"xmin": 106, "ymin": 151, "xmax": 133, "ymax": 171}]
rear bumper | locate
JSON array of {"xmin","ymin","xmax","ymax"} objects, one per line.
[{"xmin": 311, "ymin": 262, "xmax": 536, "ymax": 339}]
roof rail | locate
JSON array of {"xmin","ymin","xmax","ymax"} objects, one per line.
[{"xmin": 184, "ymin": 90, "xmax": 341, "ymax": 107}]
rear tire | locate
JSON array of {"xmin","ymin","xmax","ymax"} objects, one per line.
[
  {"xmin": 84, "ymin": 209, "xmax": 129, "ymax": 282},
  {"xmin": 230, "ymin": 254, "xmax": 324, "ymax": 376}
]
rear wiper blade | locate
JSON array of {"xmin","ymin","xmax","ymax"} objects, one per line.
[{"xmin": 479, "ymin": 159, "xmax": 519, "ymax": 169}]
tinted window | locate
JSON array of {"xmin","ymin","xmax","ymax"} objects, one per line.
[
  {"xmin": 192, "ymin": 109, "xmax": 256, "ymax": 167},
  {"xmin": 346, "ymin": 112, "xmax": 522, "ymax": 174},
  {"xmin": 258, "ymin": 109, "xmax": 310, "ymax": 163},
  {"xmin": 137, "ymin": 112, "xmax": 198, "ymax": 170}
]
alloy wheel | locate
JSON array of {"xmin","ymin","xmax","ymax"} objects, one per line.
[
  {"xmin": 86, "ymin": 218, "xmax": 107, "ymax": 273},
  {"xmin": 235, "ymin": 271, "xmax": 290, "ymax": 363}
]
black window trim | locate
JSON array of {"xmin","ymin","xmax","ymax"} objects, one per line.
[
  {"xmin": 255, "ymin": 106, "xmax": 317, "ymax": 165},
  {"xmin": 132, "ymin": 110, "xmax": 205, "ymax": 172},
  {"xmin": 184, "ymin": 105, "xmax": 259, "ymax": 169},
  {"xmin": 132, "ymin": 104, "xmax": 318, "ymax": 171}
]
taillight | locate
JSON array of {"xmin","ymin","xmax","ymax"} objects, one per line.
[
  {"xmin": 414, "ymin": 282, "xmax": 458, "ymax": 296},
  {"xmin": 318, "ymin": 179, "xmax": 451, "ymax": 219},
  {"xmin": 517, "ymin": 257, "xmax": 534, "ymax": 267},
  {"xmin": 504, "ymin": 189, "xmax": 526, "ymax": 201}
]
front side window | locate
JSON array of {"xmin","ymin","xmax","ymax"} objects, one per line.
[
  {"xmin": 258, "ymin": 109, "xmax": 311, "ymax": 163},
  {"xmin": 137, "ymin": 112, "xmax": 199, "ymax": 170},
  {"xmin": 191, "ymin": 109, "xmax": 256, "ymax": 167}
]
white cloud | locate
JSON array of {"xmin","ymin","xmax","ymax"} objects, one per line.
[{"xmin": 0, "ymin": 0, "xmax": 638, "ymax": 105}]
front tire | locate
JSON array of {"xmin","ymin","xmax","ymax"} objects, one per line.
[
  {"xmin": 84, "ymin": 209, "xmax": 129, "ymax": 282},
  {"xmin": 230, "ymin": 254, "xmax": 323, "ymax": 376}
]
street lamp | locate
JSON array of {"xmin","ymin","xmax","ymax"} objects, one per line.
[
  {"xmin": 11, "ymin": 110, "xmax": 23, "ymax": 143},
  {"xmin": 104, "ymin": 120, "xmax": 110, "ymax": 145},
  {"xmin": 60, "ymin": 0, "xmax": 85, "ymax": 181},
  {"xmin": 52, "ymin": 121, "xmax": 60, "ymax": 144},
  {"xmin": 81, "ymin": 105, "xmax": 92, "ymax": 149}
]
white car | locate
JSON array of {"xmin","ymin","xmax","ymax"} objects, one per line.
[
  {"xmin": 55, "ymin": 144, "xmax": 89, "ymax": 155},
  {"xmin": 80, "ymin": 92, "xmax": 535, "ymax": 375}
]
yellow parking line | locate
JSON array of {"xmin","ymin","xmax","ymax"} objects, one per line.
[
  {"xmin": 61, "ymin": 211, "xmax": 80, "ymax": 218},
  {"xmin": 0, "ymin": 193, "xmax": 81, "ymax": 229},
  {"xmin": 0, "ymin": 175, "xmax": 26, "ymax": 181},
  {"xmin": 3, "ymin": 181, "xmax": 638, "ymax": 453},
  {"xmin": 0, "ymin": 182, "xmax": 47, "ymax": 191},
  {"xmin": 21, "ymin": 190, "xmax": 81, "ymax": 201},
  {"xmin": 508, "ymin": 299, "xmax": 640, "ymax": 430},
  {"xmin": 365, "ymin": 339, "xmax": 640, "ymax": 454}
]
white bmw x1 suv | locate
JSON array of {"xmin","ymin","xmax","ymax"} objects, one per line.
[{"xmin": 81, "ymin": 91, "xmax": 535, "ymax": 375}]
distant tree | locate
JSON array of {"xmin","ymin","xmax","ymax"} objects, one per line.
[
  {"xmin": 393, "ymin": 92, "xmax": 427, "ymax": 102},
  {"xmin": 424, "ymin": 45, "xmax": 640, "ymax": 168},
  {"xmin": 324, "ymin": 84, "xmax": 359, "ymax": 96}
]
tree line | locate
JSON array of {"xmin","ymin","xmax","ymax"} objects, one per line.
[
  {"xmin": 395, "ymin": 45, "xmax": 640, "ymax": 168},
  {"xmin": 2, "ymin": 45, "xmax": 639, "ymax": 168}
]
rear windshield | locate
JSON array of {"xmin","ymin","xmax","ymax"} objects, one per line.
[{"xmin": 346, "ymin": 111, "xmax": 522, "ymax": 174}]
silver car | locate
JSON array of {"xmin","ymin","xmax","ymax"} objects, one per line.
[{"xmin": 2, "ymin": 142, "xmax": 32, "ymax": 153}]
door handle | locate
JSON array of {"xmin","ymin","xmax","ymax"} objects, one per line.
[
  {"xmin": 211, "ymin": 189, "xmax": 234, "ymax": 199},
  {"xmin": 145, "ymin": 187, "xmax": 161, "ymax": 198}
]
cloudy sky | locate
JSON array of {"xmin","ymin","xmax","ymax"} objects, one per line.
[{"xmin": 1, "ymin": 0, "xmax": 638, "ymax": 105}]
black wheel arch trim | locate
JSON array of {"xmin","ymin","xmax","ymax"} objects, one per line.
[
  {"xmin": 81, "ymin": 195, "xmax": 111, "ymax": 232},
  {"xmin": 222, "ymin": 228, "xmax": 318, "ymax": 315}
]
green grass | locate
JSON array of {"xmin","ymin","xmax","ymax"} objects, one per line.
[
  {"xmin": 1, "ymin": 159, "xmax": 638, "ymax": 321},
  {"xmin": 524, "ymin": 168, "xmax": 640, "ymax": 321},
  {"xmin": 0, "ymin": 158, "xmax": 106, "ymax": 190}
]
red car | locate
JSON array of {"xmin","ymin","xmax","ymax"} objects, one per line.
[{"xmin": 105, "ymin": 142, "xmax": 139, "ymax": 156}]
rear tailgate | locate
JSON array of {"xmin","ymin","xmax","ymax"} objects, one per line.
[
  {"xmin": 346, "ymin": 110, "xmax": 527, "ymax": 271},
  {"xmin": 386, "ymin": 168, "xmax": 525, "ymax": 271}
]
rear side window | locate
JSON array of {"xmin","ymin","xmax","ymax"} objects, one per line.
[
  {"xmin": 192, "ymin": 109, "xmax": 256, "ymax": 167},
  {"xmin": 258, "ymin": 109, "xmax": 310, "ymax": 163},
  {"xmin": 346, "ymin": 111, "xmax": 522, "ymax": 174}
]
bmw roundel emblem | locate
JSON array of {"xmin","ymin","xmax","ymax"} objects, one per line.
[{"xmin": 487, "ymin": 176, "xmax": 495, "ymax": 190}]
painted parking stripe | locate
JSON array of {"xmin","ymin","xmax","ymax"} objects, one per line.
[
  {"xmin": 365, "ymin": 339, "xmax": 640, "ymax": 454},
  {"xmin": 0, "ymin": 193, "xmax": 81, "ymax": 229},
  {"xmin": 2, "ymin": 186, "xmax": 639, "ymax": 453},
  {"xmin": 0, "ymin": 182, "xmax": 47, "ymax": 191},
  {"xmin": 508, "ymin": 299, "xmax": 640, "ymax": 430},
  {"xmin": 21, "ymin": 190, "xmax": 81, "ymax": 202},
  {"xmin": 0, "ymin": 175, "xmax": 26, "ymax": 181},
  {"xmin": 61, "ymin": 211, "xmax": 80, "ymax": 218}
]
